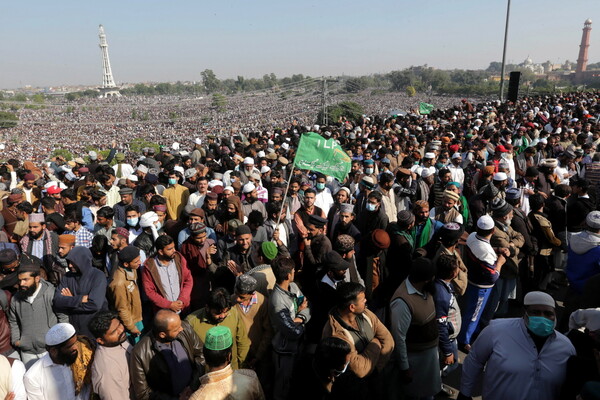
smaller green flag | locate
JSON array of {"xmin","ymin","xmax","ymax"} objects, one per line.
[{"xmin": 419, "ymin": 102, "xmax": 434, "ymax": 115}]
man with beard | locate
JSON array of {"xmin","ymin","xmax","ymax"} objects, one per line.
[
  {"xmin": 331, "ymin": 204, "xmax": 361, "ymax": 245},
  {"xmin": 202, "ymin": 192, "xmax": 221, "ymax": 231},
  {"xmin": 302, "ymin": 215, "xmax": 332, "ymax": 298},
  {"xmin": 178, "ymin": 207, "xmax": 217, "ymax": 248},
  {"xmin": 47, "ymin": 234, "xmax": 75, "ymax": 286},
  {"xmin": 389, "ymin": 257, "xmax": 441, "ymax": 399},
  {"xmin": 326, "ymin": 187, "xmax": 351, "ymax": 237},
  {"xmin": 108, "ymin": 246, "xmax": 143, "ymax": 342},
  {"xmin": 322, "ymin": 282, "xmax": 393, "ymax": 398},
  {"xmin": 19, "ymin": 213, "xmax": 58, "ymax": 278},
  {"xmin": 411, "ymin": 200, "xmax": 444, "ymax": 249},
  {"xmin": 89, "ymin": 311, "xmax": 134, "ymax": 400},
  {"xmin": 180, "ymin": 223, "xmax": 217, "ymax": 310},
  {"xmin": 241, "ymin": 183, "xmax": 267, "ymax": 220},
  {"xmin": 142, "ymin": 235, "xmax": 193, "ymax": 314},
  {"xmin": 9, "ymin": 261, "xmax": 67, "ymax": 368},
  {"xmin": 186, "ymin": 287, "xmax": 250, "ymax": 370},
  {"xmin": 429, "ymin": 190, "xmax": 464, "ymax": 224},
  {"xmin": 53, "ymin": 246, "xmax": 108, "ymax": 338},
  {"xmin": 24, "ymin": 322, "xmax": 94, "ymax": 399},
  {"xmin": 18, "ymin": 173, "xmax": 41, "ymax": 210}
]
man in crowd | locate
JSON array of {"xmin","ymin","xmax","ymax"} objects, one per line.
[
  {"xmin": 130, "ymin": 309, "xmax": 205, "ymax": 400},
  {"xmin": 89, "ymin": 311, "xmax": 134, "ymax": 400},
  {"xmin": 9, "ymin": 260, "xmax": 68, "ymax": 368}
]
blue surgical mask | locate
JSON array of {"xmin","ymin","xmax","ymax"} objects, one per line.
[
  {"xmin": 526, "ymin": 315, "xmax": 555, "ymax": 337},
  {"xmin": 127, "ymin": 218, "xmax": 139, "ymax": 227},
  {"xmin": 155, "ymin": 221, "xmax": 162, "ymax": 230},
  {"xmin": 365, "ymin": 168, "xmax": 374, "ymax": 175},
  {"xmin": 316, "ymin": 182, "xmax": 325, "ymax": 190},
  {"xmin": 168, "ymin": 178, "xmax": 177, "ymax": 185},
  {"xmin": 394, "ymin": 151, "xmax": 400, "ymax": 156},
  {"xmin": 366, "ymin": 203, "xmax": 376, "ymax": 212}
]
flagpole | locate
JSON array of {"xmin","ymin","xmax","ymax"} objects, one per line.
[{"xmin": 271, "ymin": 157, "xmax": 297, "ymax": 240}]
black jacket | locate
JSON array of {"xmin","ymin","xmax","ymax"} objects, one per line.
[
  {"xmin": 130, "ymin": 320, "xmax": 205, "ymax": 400},
  {"xmin": 53, "ymin": 247, "xmax": 108, "ymax": 338}
]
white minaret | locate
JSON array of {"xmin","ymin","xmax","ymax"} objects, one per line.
[{"xmin": 98, "ymin": 24, "xmax": 121, "ymax": 98}]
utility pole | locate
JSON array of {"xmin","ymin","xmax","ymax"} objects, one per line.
[
  {"xmin": 322, "ymin": 77, "xmax": 328, "ymax": 126},
  {"xmin": 499, "ymin": 0, "xmax": 511, "ymax": 102}
]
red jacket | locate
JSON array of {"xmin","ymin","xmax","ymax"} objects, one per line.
[{"xmin": 142, "ymin": 252, "xmax": 193, "ymax": 312}]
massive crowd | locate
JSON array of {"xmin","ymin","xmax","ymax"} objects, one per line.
[
  {"xmin": 0, "ymin": 91, "xmax": 600, "ymax": 400},
  {"xmin": 0, "ymin": 90, "xmax": 472, "ymax": 161}
]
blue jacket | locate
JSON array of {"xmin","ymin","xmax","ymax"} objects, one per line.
[
  {"xmin": 567, "ymin": 230, "xmax": 600, "ymax": 294},
  {"xmin": 433, "ymin": 279, "xmax": 460, "ymax": 355}
]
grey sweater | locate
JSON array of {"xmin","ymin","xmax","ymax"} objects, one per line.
[{"xmin": 9, "ymin": 279, "xmax": 68, "ymax": 354}]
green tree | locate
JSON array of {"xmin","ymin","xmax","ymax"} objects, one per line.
[
  {"xmin": 406, "ymin": 86, "xmax": 416, "ymax": 97},
  {"xmin": 317, "ymin": 101, "xmax": 365, "ymax": 125},
  {"xmin": 129, "ymin": 138, "xmax": 159, "ymax": 155},
  {"xmin": 52, "ymin": 148, "xmax": 73, "ymax": 161},
  {"xmin": 32, "ymin": 94, "xmax": 45, "ymax": 104},
  {"xmin": 0, "ymin": 111, "xmax": 18, "ymax": 129},
  {"xmin": 212, "ymin": 93, "xmax": 227, "ymax": 112},
  {"xmin": 13, "ymin": 94, "xmax": 27, "ymax": 102},
  {"xmin": 201, "ymin": 69, "xmax": 221, "ymax": 93}
]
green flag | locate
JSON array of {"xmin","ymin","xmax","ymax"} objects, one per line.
[
  {"xmin": 294, "ymin": 132, "xmax": 352, "ymax": 182},
  {"xmin": 419, "ymin": 102, "xmax": 434, "ymax": 115}
]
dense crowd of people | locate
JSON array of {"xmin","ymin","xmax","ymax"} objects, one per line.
[
  {"xmin": 0, "ymin": 91, "xmax": 472, "ymax": 162},
  {"xmin": 1, "ymin": 92, "xmax": 600, "ymax": 400}
]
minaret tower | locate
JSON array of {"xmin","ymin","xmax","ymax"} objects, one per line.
[
  {"xmin": 575, "ymin": 19, "xmax": 592, "ymax": 84},
  {"xmin": 98, "ymin": 25, "xmax": 121, "ymax": 98}
]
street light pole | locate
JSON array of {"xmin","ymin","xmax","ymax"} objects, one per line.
[{"xmin": 499, "ymin": 0, "xmax": 511, "ymax": 102}]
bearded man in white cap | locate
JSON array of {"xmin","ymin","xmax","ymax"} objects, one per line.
[
  {"xmin": 457, "ymin": 215, "xmax": 509, "ymax": 352},
  {"xmin": 241, "ymin": 183, "xmax": 267, "ymax": 220},
  {"xmin": 24, "ymin": 322, "xmax": 95, "ymax": 400},
  {"xmin": 458, "ymin": 291, "xmax": 575, "ymax": 400}
]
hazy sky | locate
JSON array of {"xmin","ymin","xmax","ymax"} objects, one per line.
[{"xmin": 1, "ymin": 0, "xmax": 599, "ymax": 89}]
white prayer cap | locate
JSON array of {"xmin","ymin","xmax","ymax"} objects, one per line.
[
  {"xmin": 477, "ymin": 215, "xmax": 495, "ymax": 230},
  {"xmin": 184, "ymin": 168, "xmax": 197, "ymax": 179},
  {"xmin": 208, "ymin": 180, "xmax": 223, "ymax": 188},
  {"xmin": 586, "ymin": 211, "xmax": 600, "ymax": 229},
  {"xmin": 223, "ymin": 186, "xmax": 234, "ymax": 193},
  {"xmin": 281, "ymin": 142, "xmax": 290, "ymax": 150},
  {"xmin": 569, "ymin": 308, "xmax": 600, "ymax": 332},
  {"xmin": 524, "ymin": 291, "xmax": 555, "ymax": 309},
  {"xmin": 257, "ymin": 151, "xmax": 265, "ymax": 158},
  {"xmin": 172, "ymin": 142, "xmax": 180, "ymax": 151},
  {"xmin": 420, "ymin": 168, "xmax": 434, "ymax": 178},
  {"xmin": 126, "ymin": 174, "xmax": 139, "ymax": 182},
  {"xmin": 173, "ymin": 166, "xmax": 185, "ymax": 176},
  {"xmin": 493, "ymin": 172, "xmax": 508, "ymax": 181},
  {"xmin": 139, "ymin": 212, "xmax": 159, "ymax": 228},
  {"xmin": 45, "ymin": 322, "xmax": 76, "ymax": 346},
  {"xmin": 194, "ymin": 138, "xmax": 202, "ymax": 145},
  {"xmin": 424, "ymin": 152, "xmax": 436, "ymax": 159},
  {"xmin": 451, "ymin": 153, "xmax": 462, "ymax": 159},
  {"xmin": 242, "ymin": 183, "xmax": 256, "ymax": 194},
  {"xmin": 260, "ymin": 166, "xmax": 271, "ymax": 174},
  {"xmin": 313, "ymin": 124, "xmax": 320, "ymax": 131},
  {"xmin": 137, "ymin": 165, "xmax": 149, "ymax": 174},
  {"xmin": 243, "ymin": 157, "xmax": 254, "ymax": 165}
]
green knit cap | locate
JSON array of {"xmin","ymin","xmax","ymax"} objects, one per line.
[
  {"xmin": 204, "ymin": 326, "xmax": 233, "ymax": 351},
  {"xmin": 261, "ymin": 241, "xmax": 278, "ymax": 260}
]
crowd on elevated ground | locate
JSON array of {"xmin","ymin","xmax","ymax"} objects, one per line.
[{"xmin": 2, "ymin": 92, "xmax": 600, "ymax": 399}]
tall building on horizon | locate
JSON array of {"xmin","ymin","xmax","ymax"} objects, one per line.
[
  {"xmin": 98, "ymin": 24, "xmax": 121, "ymax": 98},
  {"xmin": 575, "ymin": 19, "xmax": 592, "ymax": 84}
]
